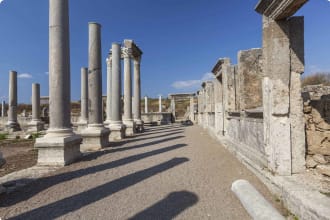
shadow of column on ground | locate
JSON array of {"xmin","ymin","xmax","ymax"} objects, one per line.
[{"xmin": 128, "ymin": 191, "xmax": 199, "ymax": 220}]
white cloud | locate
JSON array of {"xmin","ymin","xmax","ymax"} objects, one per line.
[
  {"xmin": 171, "ymin": 72, "xmax": 214, "ymax": 90},
  {"xmin": 18, "ymin": 73, "xmax": 32, "ymax": 79},
  {"xmin": 0, "ymin": 0, "xmax": 4, "ymax": 4}
]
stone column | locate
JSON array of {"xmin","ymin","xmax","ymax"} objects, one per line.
[
  {"xmin": 144, "ymin": 96, "xmax": 148, "ymax": 113},
  {"xmin": 81, "ymin": 22, "xmax": 110, "ymax": 151},
  {"xmin": 35, "ymin": 0, "xmax": 81, "ymax": 166},
  {"xmin": 1, "ymin": 101, "xmax": 5, "ymax": 117},
  {"xmin": 159, "ymin": 95, "xmax": 162, "ymax": 113},
  {"xmin": 133, "ymin": 56, "xmax": 144, "ymax": 131},
  {"xmin": 104, "ymin": 54, "xmax": 112, "ymax": 125},
  {"xmin": 77, "ymin": 67, "xmax": 88, "ymax": 132},
  {"xmin": 122, "ymin": 47, "xmax": 135, "ymax": 136},
  {"xmin": 109, "ymin": 43, "xmax": 126, "ymax": 140},
  {"xmin": 6, "ymin": 70, "xmax": 21, "ymax": 132},
  {"xmin": 28, "ymin": 83, "xmax": 44, "ymax": 132},
  {"xmin": 189, "ymin": 96, "xmax": 194, "ymax": 122},
  {"xmin": 171, "ymin": 98, "xmax": 176, "ymax": 119}
]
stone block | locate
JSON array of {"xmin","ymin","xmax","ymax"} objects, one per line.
[
  {"xmin": 306, "ymin": 156, "xmax": 318, "ymax": 168},
  {"xmin": 80, "ymin": 126, "xmax": 110, "ymax": 152},
  {"xmin": 35, "ymin": 133, "xmax": 82, "ymax": 166},
  {"xmin": 109, "ymin": 123, "xmax": 126, "ymax": 141},
  {"xmin": 317, "ymin": 165, "xmax": 330, "ymax": 177},
  {"xmin": 312, "ymin": 154, "xmax": 328, "ymax": 165},
  {"xmin": 307, "ymin": 131, "xmax": 330, "ymax": 155}
]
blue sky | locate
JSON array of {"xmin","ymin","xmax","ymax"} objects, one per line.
[{"xmin": 0, "ymin": 0, "xmax": 329, "ymax": 104}]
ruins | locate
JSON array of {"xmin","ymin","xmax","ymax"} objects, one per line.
[{"xmin": 0, "ymin": 0, "xmax": 329, "ymax": 219}]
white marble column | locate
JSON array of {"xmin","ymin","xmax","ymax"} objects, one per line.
[
  {"xmin": 35, "ymin": 0, "xmax": 81, "ymax": 166},
  {"xmin": 6, "ymin": 70, "xmax": 21, "ymax": 132},
  {"xmin": 77, "ymin": 67, "xmax": 88, "ymax": 132},
  {"xmin": 81, "ymin": 22, "xmax": 110, "ymax": 151},
  {"xmin": 104, "ymin": 54, "xmax": 112, "ymax": 125},
  {"xmin": 122, "ymin": 47, "xmax": 135, "ymax": 136},
  {"xmin": 1, "ymin": 101, "xmax": 5, "ymax": 117},
  {"xmin": 159, "ymin": 95, "xmax": 162, "ymax": 113},
  {"xmin": 133, "ymin": 56, "xmax": 143, "ymax": 131},
  {"xmin": 28, "ymin": 83, "xmax": 44, "ymax": 132},
  {"xmin": 109, "ymin": 43, "xmax": 126, "ymax": 140},
  {"xmin": 144, "ymin": 96, "xmax": 148, "ymax": 113}
]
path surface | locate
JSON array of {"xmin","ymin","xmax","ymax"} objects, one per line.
[{"xmin": 0, "ymin": 124, "xmax": 283, "ymax": 219}]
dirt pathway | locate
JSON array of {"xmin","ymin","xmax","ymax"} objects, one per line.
[{"xmin": 0, "ymin": 124, "xmax": 284, "ymax": 219}]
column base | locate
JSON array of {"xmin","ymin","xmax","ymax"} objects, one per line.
[
  {"xmin": 123, "ymin": 119, "xmax": 136, "ymax": 136},
  {"xmin": 5, "ymin": 121, "xmax": 21, "ymax": 132},
  {"xmin": 134, "ymin": 119, "xmax": 144, "ymax": 133},
  {"xmin": 76, "ymin": 121, "xmax": 88, "ymax": 133},
  {"xmin": 109, "ymin": 123, "xmax": 126, "ymax": 141},
  {"xmin": 0, "ymin": 152, "xmax": 5, "ymax": 167},
  {"xmin": 27, "ymin": 120, "xmax": 45, "ymax": 133},
  {"xmin": 80, "ymin": 124, "xmax": 110, "ymax": 152},
  {"xmin": 34, "ymin": 129, "xmax": 82, "ymax": 166}
]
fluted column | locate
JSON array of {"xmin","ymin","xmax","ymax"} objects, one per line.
[
  {"xmin": 122, "ymin": 47, "xmax": 135, "ymax": 136},
  {"xmin": 109, "ymin": 43, "xmax": 126, "ymax": 140},
  {"xmin": 35, "ymin": 0, "xmax": 81, "ymax": 166},
  {"xmin": 6, "ymin": 70, "xmax": 21, "ymax": 131},
  {"xmin": 81, "ymin": 22, "xmax": 110, "ymax": 150},
  {"xmin": 28, "ymin": 83, "xmax": 44, "ymax": 132}
]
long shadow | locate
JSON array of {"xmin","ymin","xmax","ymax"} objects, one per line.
[
  {"xmin": 142, "ymin": 128, "xmax": 184, "ymax": 136},
  {"xmin": 8, "ymin": 158, "xmax": 189, "ymax": 220},
  {"xmin": 107, "ymin": 135, "xmax": 185, "ymax": 154},
  {"xmin": 123, "ymin": 131, "xmax": 184, "ymax": 144},
  {"xmin": 0, "ymin": 144, "xmax": 187, "ymax": 207},
  {"xmin": 144, "ymin": 125, "xmax": 183, "ymax": 132},
  {"xmin": 128, "ymin": 191, "xmax": 199, "ymax": 220}
]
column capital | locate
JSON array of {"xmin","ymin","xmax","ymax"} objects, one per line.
[{"xmin": 122, "ymin": 47, "xmax": 133, "ymax": 59}]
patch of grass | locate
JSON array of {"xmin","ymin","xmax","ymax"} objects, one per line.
[
  {"xmin": 31, "ymin": 132, "xmax": 41, "ymax": 139},
  {"xmin": 0, "ymin": 133, "xmax": 8, "ymax": 140}
]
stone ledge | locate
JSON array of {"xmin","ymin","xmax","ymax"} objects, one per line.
[{"xmin": 255, "ymin": 0, "xmax": 308, "ymax": 20}]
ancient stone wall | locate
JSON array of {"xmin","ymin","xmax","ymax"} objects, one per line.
[{"xmin": 303, "ymin": 85, "xmax": 330, "ymax": 177}]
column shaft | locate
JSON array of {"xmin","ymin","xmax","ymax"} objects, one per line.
[
  {"xmin": 88, "ymin": 22, "xmax": 102, "ymax": 125},
  {"xmin": 32, "ymin": 83, "xmax": 41, "ymax": 121},
  {"xmin": 144, "ymin": 96, "xmax": 148, "ymax": 113},
  {"xmin": 106, "ymin": 57, "xmax": 112, "ymax": 122},
  {"xmin": 133, "ymin": 58, "xmax": 141, "ymax": 120},
  {"xmin": 111, "ymin": 43, "xmax": 122, "ymax": 123},
  {"xmin": 80, "ymin": 67, "xmax": 88, "ymax": 122},
  {"xmin": 49, "ymin": 0, "xmax": 71, "ymax": 130},
  {"xmin": 123, "ymin": 54, "xmax": 132, "ymax": 120},
  {"xmin": 159, "ymin": 95, "xmax": 162, "ymax": 112},
  {"xmin": 8, "ymin": 71, "xmax": 18, "ymax": 123}
]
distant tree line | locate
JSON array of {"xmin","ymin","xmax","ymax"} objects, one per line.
[{"xmin": 302, "ymin": 72, "xmax": 330, "ymax": 87}]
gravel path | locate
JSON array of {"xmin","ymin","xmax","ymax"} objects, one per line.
[{"xmin": 0, "ymin": 124, "xmax": 284, "ymax": 220}]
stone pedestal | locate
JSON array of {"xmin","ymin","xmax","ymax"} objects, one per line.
[
  {"xmin": 109, "ymin": 123, "xmax": 126, "ymax": 141},
  {"xmin": 123, "ymin": 120, "xmax": 136, "ymax": 136},
  {"xmin": 35, "ymin": 130, "xmax": 82, "ymax": 166},
  {"xmin": 81, "ymin": 23, "xmax": 110, "ymax": 150},
  {"xmin": 35, "ymin": 0, "xmax": 81, "ymax": 166},
  {"xmin": 80, "ymin": 124, "xmax": 110, "ymax": 151}
]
